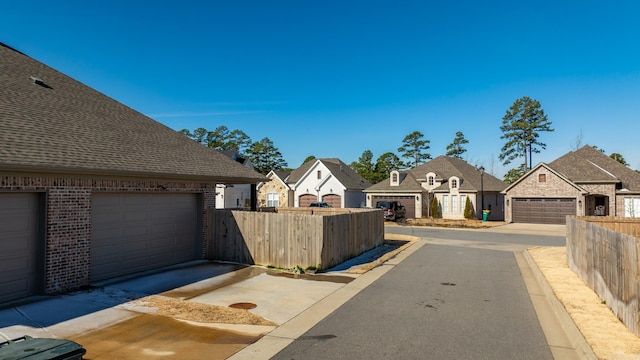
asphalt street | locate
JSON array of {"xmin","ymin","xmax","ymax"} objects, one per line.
[{"xmin": 272, "ymin": 227, "xmax": 566, "ymax": 360}]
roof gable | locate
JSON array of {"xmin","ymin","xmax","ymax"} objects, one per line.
[
  {"xmin": 288, "ymin": 158, "xmax": 371, "ymax": 190},
  {"xmin": 501, "ymin": 162, "xmax": 587, "ymax": 194},
  {"xmin": 0, "ymin": 42, "xmax": 265, "ymax": 183}
]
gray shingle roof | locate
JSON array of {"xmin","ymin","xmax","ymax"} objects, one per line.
[
  {"xmin": 288, "ymin": 158, "xmax": 371, "ymax": 190},
  {"xmin": 549, "ymin": 145, "xmax": 640, "ymax": 191},
  {"xmin": 0, "ymin": 42, "xmax": 265, "ymax": 183},
  {"xmin": 366, "ymin": 156, "xmax": 507, "ymax": 192},
  {"xmin": 366, "ymin": 171, "xmax": 423, "ymax": 192}
]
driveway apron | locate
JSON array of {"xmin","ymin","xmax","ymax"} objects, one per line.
[{"xmin": 273, "ymin": 242, "xmax": 553, "ymax": 359}]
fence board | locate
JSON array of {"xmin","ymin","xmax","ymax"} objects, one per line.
[
  {"xmin": 207, "ymin": 209, "xmax": 383, "ymax": 270},
  {"xmin": 567, "ymin": 216, "xmax": 640, "ymax": 336}
]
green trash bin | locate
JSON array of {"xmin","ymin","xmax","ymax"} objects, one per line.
[
  {"xmin": 0, "ymin": 335, "xmax": 86, "ymax": 360},
  {"xmin": 482, "ymin": 210, "xmax": 490, "ymax": 222}
]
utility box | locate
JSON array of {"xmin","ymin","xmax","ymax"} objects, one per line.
[{"xmin": 0, "ymin": 335, "xmax": 86, "ymax": 360}]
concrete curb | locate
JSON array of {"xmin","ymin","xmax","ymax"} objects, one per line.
[{"xmin": 522, "ymin": 250, "xmax": 598, "ymax": 360}]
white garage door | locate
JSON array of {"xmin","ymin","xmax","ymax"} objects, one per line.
[
  {"xmin": 0, "ymin": 193, "xmax": 40, "ymax": 303},
  {"xmin": 91, "ymin": 193, "xmax": 199, "ymax": 282}
]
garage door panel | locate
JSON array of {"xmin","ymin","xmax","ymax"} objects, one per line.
[
  {"xmin": 91, "ymin": 193, "xmax": 198, "ymax": 282},
  {"xmin": 0, "ymin": 193, "xmax": 40, "ymax": 303},
  {"xmin": 512, "ymin": 198, "xmax": 575, "ymax": 224}
]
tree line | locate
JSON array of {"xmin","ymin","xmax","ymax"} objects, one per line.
[
  {"xmin": 179, "ymin": 126, "xmax": 287, "ymax": 175},
  {"xmin": 180, "ymin": 96, "xmax": 635, "ymax": 180}
]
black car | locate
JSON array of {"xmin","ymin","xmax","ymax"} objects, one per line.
[{"xmin": 310, "ymin": 202, "xmax": 332, "ymax": 208}]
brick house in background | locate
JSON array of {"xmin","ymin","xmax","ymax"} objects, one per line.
[
  {"xmin": 257, "ymin": 170, "xmax": 293, "ymax": 208},
  {"xmin": 0, "ymin": 42, "xmax": 265, "ymax": 304},
  {"xmin": 503, "ymin": 145, "xmax": 640, "ymax": 224},
  {"xmin": 365, "ymin": 156, "xmax": 507, "ymax": 220}
]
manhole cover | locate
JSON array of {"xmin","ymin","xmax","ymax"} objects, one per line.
[{"xmin": 229, "ymin": 302, "xmax": 257, "ymax": 309}]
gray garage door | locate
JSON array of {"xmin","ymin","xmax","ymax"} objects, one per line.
[
  {"xmin": 91, "ymin": 193, "xmax": 199, "ymax": 282},
  {"xmin": 0, "ymin": 193, "xmax": 40, "ymax": 303},
  {"xmin": 371, "ymin": 196, "xmax": 416, "ymax": 219},
  {"xmin": 512, "ymin": 198, "xmax": 576, "ymax": 225}
]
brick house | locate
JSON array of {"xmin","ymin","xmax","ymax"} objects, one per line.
[
  {"xmin": 287, "ymin": 158, "xmax": 371, "ymax": 208},
  {"xmin": 257, "ymin": 170, "xmax": 293, "ymax": 208},
  {"xmin": 0, "ymin": 42, "xmax": 265, "ymax": 304},
  {"xmin": 364, "ymin": 156, "xmax": 507, "ymax": 220},
  {"xmin": 502, "ymin": 145, "xmax": 640, "ymax": 224}
]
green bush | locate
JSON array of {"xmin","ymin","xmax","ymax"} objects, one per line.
[
  {"xmin": 430, "ymin": 197, "xmax": 440, "ymax": 218},
  {"xmin": 464, "ymin": 196, "xmax": 474, "ymax": 219}
]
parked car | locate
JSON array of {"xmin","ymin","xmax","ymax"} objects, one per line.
[
  {"xmin": 375, "ymin": 201, "xmax": 406, "ymax": 221},
  {"xmin": 310, "ymin": 202, "xmax": 332, "ymax": 208}
]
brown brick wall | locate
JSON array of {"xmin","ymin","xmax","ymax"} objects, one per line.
[{"xmin": 1, "ymin": 174, "xmax": 215, "ymax": 295}]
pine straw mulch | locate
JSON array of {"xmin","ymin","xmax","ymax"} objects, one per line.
[
  {"xmin": 529, "ymin": 246, "xmax": 640, "ymax": 360},
  {"xmin": 131, "ymin": 295, "xmax": 276, "ymax": 326}
]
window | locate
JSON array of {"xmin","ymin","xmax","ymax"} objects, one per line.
[
  {"xmin": 451, "ymin": 179, "xmax": 458, "ymax": 188},
  {"xmin": 451, "ymin": 195, "xmax": 458, "ymax": 212},
  {"xmin": 624, "ymin": 197, "xmax": 640, "ymax": 218},
  {"xmin": 392, "ymin": 173, "xmax": 398, "ymax": 182},
  {"xmin": 461, "ymin": 195, "xmax": 467, "ymax": 211},
  {"xmin": 539, "ymin": 174, "xmax": 546, "ymax": 182},
  {"xmin": 443, "ymin": 195, "xmax": 449, "ymax": 212},
  {"xmin": 267, "ymin": 193, "xmax": 279, "ymax": 207},
  {"xmin": 428, "ymin": 176, "xmax": 434, "ymax": 186},
  {"xmin": 317, "ymin": 170, "xmax": 322, "ymax": 179}
]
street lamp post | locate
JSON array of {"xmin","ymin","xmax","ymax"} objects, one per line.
[{"xmin": 478, "ymin": 166, "xmax": 485, "ymax": 219}]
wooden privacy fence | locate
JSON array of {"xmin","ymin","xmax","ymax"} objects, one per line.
[
  {"xmin": 566, "ymin": 216, "xmax": 640, "ymax": 335},
  {"xmin": 207, "ymin": 208, "xmax": 384, "ymax": 270}
]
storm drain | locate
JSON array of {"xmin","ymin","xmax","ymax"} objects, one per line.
[{"xmin": 229, "ymin": 302, "xmax": 257, "ymax": 310}]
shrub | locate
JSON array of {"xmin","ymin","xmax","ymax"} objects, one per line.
[
  {"xmin": 430, "ymin": 197, "xmax": 440, "ymax": 218},
  {"xmin": 464, "ymin": 196, "xmax": 474, "ymax": 219}
]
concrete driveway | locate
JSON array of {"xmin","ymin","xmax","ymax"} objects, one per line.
[
  {"xmin": 0, "ymin": 261, "xmax": 358, "ymax": 359},
  {"xmin": 0, "ymin": 240, "xmax": 409, "ymax": 359}
]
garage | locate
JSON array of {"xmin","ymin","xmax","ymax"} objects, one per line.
[
  {"xmin": 322, "ymin": 194, "xmax": 341, "ymax": 208},
  {"xmin": 371, "ymin": 195, "xmax": 416, "ymax": 219},
  {"xmin": 91, "ymin": 193, "xmax": 199, "ymax": 282},
  {"xmin": 512, "ymin": 198, "xmax": 576, "ymax": 225},
  {"xmin": 0, "ymin": 193, "xmax": 41, "ymax": 303},
  {"xmin": 298, "ymin": 194, "xmax": 317, "ymax": 207}
]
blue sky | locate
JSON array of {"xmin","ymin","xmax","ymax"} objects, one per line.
[{"xmin": 3, "ymin": 1, "xmax": 640, "ymax": 177}]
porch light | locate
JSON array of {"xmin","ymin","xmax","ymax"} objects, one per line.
[{"xmin": 578, "ymin": 200, "xmax": 582, "ymax": 208}]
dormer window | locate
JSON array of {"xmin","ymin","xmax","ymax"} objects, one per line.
[
  {"xmin": 390, "ymin": 171, "xmax": 400, "ymax": 186},
  {"xmin": 451, "ymin": 179, "xmax": 458, "ymax": 189},
  {"xmin": 428, "ymin": 176, "xmax": 434, "ymax": 186}
]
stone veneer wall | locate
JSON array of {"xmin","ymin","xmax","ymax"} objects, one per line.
[
  {"xmin": 1, "ymin": 174, "xmax": 216, "ymax": 295},
  {"xmin": 257, "ymin": 175, "xmax": 290, "ymax": 207}
]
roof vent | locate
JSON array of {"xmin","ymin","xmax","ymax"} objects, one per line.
[{"xmin": 29, "ymin": 76, "xmax": 52, "ymax": 89}]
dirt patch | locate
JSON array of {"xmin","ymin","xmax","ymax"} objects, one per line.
[
  {"xmin": 345, "ymin": 235, "xmax": 417, "ymax": 274},
  {"xmin": 529, "ymin": 247, "xmax": 640, "ymax": 359},
  {"xmin": 132, "ymin": 295, "xmax": 276, "ymax": 326},
  {"xmin": 405, "ymin": 218, "xmax": 505, "ymax": 228},
  {"xmin": 71, "ymin": 313, "xmax": 256, "ymax": 360}
]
